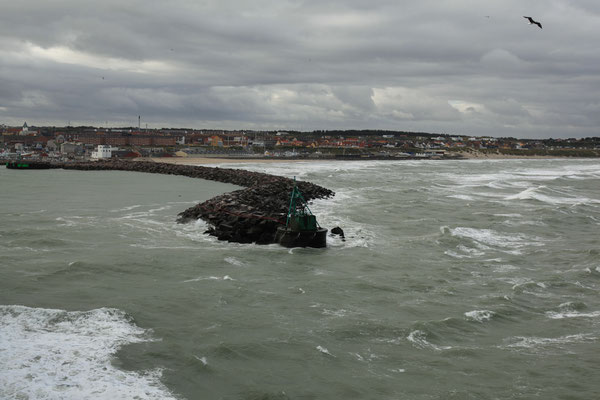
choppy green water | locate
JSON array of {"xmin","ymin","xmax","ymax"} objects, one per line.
[{"xmin": 1, "ymin": 159, "xmax": 599, "ymax": 399}]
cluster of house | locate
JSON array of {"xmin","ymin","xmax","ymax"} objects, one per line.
[{"xmin": 1, "ymin": 122, "xmax": 598, "ymax": 160}]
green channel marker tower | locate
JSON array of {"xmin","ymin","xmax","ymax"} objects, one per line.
[{"xmin": 275, "ymin": 177, "xmax": 328, "ymax": 248}]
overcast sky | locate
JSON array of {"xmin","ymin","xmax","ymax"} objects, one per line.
[{"xmin": 1, "ymin": 0, "xmax": 599, "ymax": 138}]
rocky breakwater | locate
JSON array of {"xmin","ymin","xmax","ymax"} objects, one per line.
[{"xmin": 55, "ymin": 160, "xmax": 334, "ymax": 245}]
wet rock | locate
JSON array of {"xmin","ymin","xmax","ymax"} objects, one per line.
[{"xmin": 330, "ymin": 226, "xmax": 345, "ymax": 240}]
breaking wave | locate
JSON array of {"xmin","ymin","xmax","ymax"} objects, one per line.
[{"xmin": 0, "ymin": 305, "xmax": 176, "ymax": 400}]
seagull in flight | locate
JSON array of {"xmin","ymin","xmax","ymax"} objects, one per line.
[{"xmin": 523, "ymin": 16, "xmax": 542, "ymax": 29}]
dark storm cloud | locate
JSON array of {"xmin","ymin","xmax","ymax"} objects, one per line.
[{"xmin": 1, "ymin": 0, "xmax": 599, "ymax": 138}]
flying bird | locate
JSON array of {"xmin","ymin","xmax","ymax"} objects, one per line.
[{"xmin": 523, "ymin": 16, "xmax": 542, "ymax": 29}]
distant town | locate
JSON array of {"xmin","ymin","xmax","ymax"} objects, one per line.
[{"xmin": 2, "ymin": 122, "xmax": 600, "ymax": 161}]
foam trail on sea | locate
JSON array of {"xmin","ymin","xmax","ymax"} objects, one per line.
[
  {"xmin": 545, "ymin": 302, "xmax": 600, "ymax": 319},
  {"xmin": 183, "ymin": 275, "xmax": 234, "ymax": 283},
  {"xmin": 546, "ymin": 310, "xmax": 600, "ymax": 319},
  {"xmin": 503, "ymin": 333, "xmax": 597, "ymax": 350},
  {"xmin": 504, "ymin": 186, "xmax": 599, "ymax": 205},
  {"xmin": 407, "ymin": 330, "xmax": 452, "ymax": 351},
  {"xmin": 449, "ymin": 227, "xmax": 545, "ymax": 254},
  {"xmin": 0, "ymin": 305, "xmax": 176, "ymax": 400}
]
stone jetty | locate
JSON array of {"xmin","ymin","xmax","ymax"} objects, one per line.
[{"xmin": 51, "ymin": 160, "xmax": 334, "ymax": 244}]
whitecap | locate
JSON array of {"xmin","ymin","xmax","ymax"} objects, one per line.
[
  {"xmin": 505, "ymin": 186, "xmax": 544, "ymax": 201},
  {"xmin": 194, "ymin": 355, "xmax": 208, "ymax": 366},
  {"xmin": 464, "ymin": 310, "xmax": 495, "ymax": 322},
  {"xmin": 0, "ymin": 305, "xmax": 175, "ymax": 400},
  {"xmin": 406, "ymin": 330, "xmax": 452, "ymax": 351},
  {"xmin": 55, "ymin": 216, "xmax": 78, "ymax": 227},
  {"xmin": 316, "ymin": 345, "xmax": 335, "ymax": 357}
]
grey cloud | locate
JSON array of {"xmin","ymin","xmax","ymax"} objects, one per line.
[{"xmin": 1, "ymin": 0, "xmax": 599, "ymax": 138}]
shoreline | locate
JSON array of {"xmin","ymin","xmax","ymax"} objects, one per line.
[
  {"xmin": 3, "ymin": 152, "xmax": 593, "ymax": 168},
  {"xmin": 135, "ymin": 152, "xmax": 576, "ymax": 165}
]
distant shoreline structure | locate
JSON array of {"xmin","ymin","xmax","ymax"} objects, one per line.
[{"xmin": 132, "ymin": 150, "xmax": 598, "ymax": 165}]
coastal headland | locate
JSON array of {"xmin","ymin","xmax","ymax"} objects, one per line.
[{"xmin": 46, "ymin": 160, "xmax": 334, "ymax": 245}]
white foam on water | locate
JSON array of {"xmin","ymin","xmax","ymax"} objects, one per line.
[
  {"xmin": 450, "ymin": 227, "xmax": 544, "ymax": 254},
  {"xmin": 443, "ymin": 250, "xmax": 464, "ymax": 259},
  {"xmin": 464, "ymin": 310, "xmax": 495, "ymax": 322},
  {"xmin": 493, "ymin": 213, "xmax": 523, "ymax": 218},
  {"xmin": 175, "ymin": 219, "xmax": 214, "ymax": 241},
  {"xmin": 109, "ymin": 204, "xmax": 144, "ymax": 212},
  {"xmin": 194, "ymin": 355, "xmax": 208, "ymax": 366},
  {"xmin": 316, "ymin": 345, "xmax": 335, "ymax": 357},
  {"xmin": 512, "ymin": 163, "xmax": 600, "ymax": 182},
  {"xmin": 183, "ymin": 275, "xmax": 234, "ymax": 283},
  {"xmin": 501, "ymin": 277, "xmax": 532, "ymax": 288},
  {"xmin": 451, "ymin": 245, "xmax": 486, "ymax": 259},
  {"xmin": 130, "ymin": 244, "xmax": 201, "ymax": 250},
  {"xmin": 322, "ymin": 308, "xmax": 349, "ymax": 317},
  {"xmin": 486, "ymin": 181, "xmax": 511, "ymax": 190},
  {"xmin": 6, "ymin": 245, "xmax": 52, "ymax": 253},
  {"xmin": 406, "ymin": 330, "xmax": 452, "ymax": 351},
  {"xmin": 376, "ymin": 337, "xmax": 403, "ymax": 345},
  {"xmin": 504, "ymin": 333, "xmax": 597, "ymax": 349},
  {"xmin": 447, "ymin": 194, "xmax": 474, "ymax": 201},
  {"xmin": 224, "ymin": 256, "xmax": 246, "ymax": 267},
  {"xmin": 501, "ymin": 219, "xmax": 546, "ymax": 227},
  {"xmin": 309, "ymin": 195, "xmax": 376, "ymax": 249},
  {"xmin": 147, "ymin": 205, "xmax": 172, "ymax": 214},
  {"xmin": 232, "ymin": 159, "xmax": 391, "ymax": 180},
  {"xmin": 0, "ymin": 305, "xmax": 176, "ymax": 400},
  {"xmin": 505, "ymin": 278, "xmax": 551, "ymax": 297},
  {"xmin": 545, "ymin": 303, "xmax": 600, "ymax": 320},
  {"xmin": 55, "ymin": 216, "xmax": 78, "ymax": 227},
  {"xmin": 493, "ymin": 264, "xmax": 519, "ymax": 273},
  {"xmin": 504, "ymin": 186, "xmax": 598, "ymax": 206}
]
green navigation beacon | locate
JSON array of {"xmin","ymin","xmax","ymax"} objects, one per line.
[{"xmin": 275, "ymin": 177, "xmax": 327, "ymax": 248}]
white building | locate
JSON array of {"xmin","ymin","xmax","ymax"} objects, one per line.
[{"xmin": 91, "ymin": 145, "xmax": 114, "ymax": 160}]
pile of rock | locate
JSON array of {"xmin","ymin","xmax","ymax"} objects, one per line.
[{"xmin": 54, "ymin": 160, "xmax": 334, "ymax": 244}]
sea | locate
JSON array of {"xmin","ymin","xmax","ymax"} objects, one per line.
[{"xmin": 1, "ymin": 158, "xmax": 599, "ymax": 400}]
